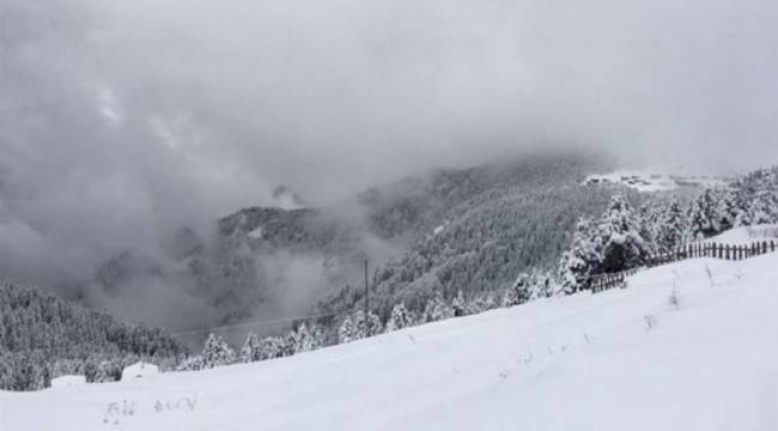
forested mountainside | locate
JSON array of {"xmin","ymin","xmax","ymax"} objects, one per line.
[
  {"xmin": 312, "ymin": 154, "xmax": 626, "ymax": 321},
  {"xmin": 86, "ymin": 152, "xmax": 615, "ymax": 337},
  {"xmin": 0, "ymin": 281, "xmax": 187, "ymax": 391}
]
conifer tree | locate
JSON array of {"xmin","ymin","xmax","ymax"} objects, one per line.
[
  {"xmin": 558, "ymin": 217, "xmax": 601, "ymax": 294},
  {"xmin": 385, "ymin": 303, "xmax": 413, "ymax": 332},
  {"xmin": 422, "ymin": 292, "xmax": 455, "ymax": 322},
  {"xmin": 239, "ymin": 333, "xmax": 261, "ymax": 363},
  {"xmin": 597, "ymin": 194, "xmax": 650, "ymax": 273},
  {"xmin": 292, "ymin": 323, "xmax": 324, "ymax": 353},
  {"xmin": 338, "ymin": 315, "xmax": 358, "ymax": 344},
  {"xmin": 687, "ymin": 188, "xmax": 722, "ymax": 239},
  {"xmin": 655, "ymin": 199, "xmax": 688, "ymax": 252},
  {"xmin": 200, "ymin": 333, "xmax": 235, "ymax": 369}
]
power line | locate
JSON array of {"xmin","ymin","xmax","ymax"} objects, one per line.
[{"xmin": 173, "ymin": 311, "xmax": 339, "ymax": 337}]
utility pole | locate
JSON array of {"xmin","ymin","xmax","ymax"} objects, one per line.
[{"xmin": 364, "ymin": 259, "xmax": 369, "ymax": 336}]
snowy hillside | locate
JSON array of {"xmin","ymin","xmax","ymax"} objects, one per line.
[
  {"xmin": 710, "ymin": 224, "xmax": 778, "ymax": 244},
  {"xmin": 3, "ymin": 254, "xmax": 778, "ymax": 430}
]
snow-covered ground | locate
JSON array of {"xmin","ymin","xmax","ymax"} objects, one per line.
[
  {"xmin": 710, "ymin": 224, "xmax": 778, "ymax": 244},
  {"xmin": 584, "ymin": 171, "xmax": 732, "ymax": 192},
  {"xmin": 3, "ymin": 254, "xmax": 778, "ymax": 430}
]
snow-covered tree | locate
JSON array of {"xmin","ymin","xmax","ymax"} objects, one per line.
[
  {"xmin": 423, "ymin": 292, "xmax": 455, "ymax": 322},
  {"xmin": 558, "ymin": 217, "xmax": 601, "ymax": 294},
  {"xmin": 747, "ymin": 170, "xmax": 778, "ymax": 224},
  {"xmin": 502, "ymin": 273, "xmax": 532, "ymax": 307},
  {"xmin": 687, "ymin": 188, "xmax": 723, "ymax": 239},
  {"xmin": 292, "ymin": 323, "xmax": 324, "ymax": 353},
  {"xmin": 239, "ymin": 333, "xmax": 261, "ymax": 363},
  {"xmin": 533, "ymin": 273, "xmax": 556, "ymax": 299},
  {"xmin": 654, "ymin": 199, "xmax": 688, "ymax": 252},
  {"xmin": 177, "ymin": 355, "xmax": 205, "ymax": 372},
  {"xmin": 200, "ymin": 333, "xmax": 235, "ymax": 369},
  {"xmin": 338, "ymin": 315, "xmax": 359, "ymax": 344},
  {"xmin": 596, "ymin": 194, "xmax": 650, "ymax": 273},
  {"xmin": 385, "ymin": 303, "xmax": 413, "ymax": 332},
  {"xmin": 717, "ymin": 187, "xmax": 749, "ymax": 230},
  {"xmin": 257, "ymin": 336, "xmax": 286, "ymax": 360}
]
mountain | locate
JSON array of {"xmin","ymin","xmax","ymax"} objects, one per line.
[
  {"xmin": 83, "ymin": 152, "xmax": 619, "ymax": 341},
  {"xmin": 5, "ymin": 251, "xmax": 778, "ymax": 430},
  {"xmin": 314, "ymin": 153, "xmax": 626, "ymax": 322},
  {"xmin": 0, "ymin": 280, "xmax": 187, "ymax": 391}
]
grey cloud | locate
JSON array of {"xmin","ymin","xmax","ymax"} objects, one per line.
[{"xmin": 1, "ymin": 0, "xmax": 777, "ymax": 315}]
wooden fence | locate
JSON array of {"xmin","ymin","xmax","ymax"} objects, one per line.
[{"xmin": 590, "ymin": 239, "xmax": 778, "ymax": 294}]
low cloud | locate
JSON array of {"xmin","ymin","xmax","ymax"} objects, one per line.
[{"xmin": 1, "ymin": 0, "xmax": 777, "ymax": 326}]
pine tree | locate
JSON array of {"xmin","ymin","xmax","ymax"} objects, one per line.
[
  {"xmin": 747, "ymin": 170, "xmax": 778, "ymax": 224},
  {"xmin": 338, "ymin": 315, "xmax": 358, "ymax": 344},
  {"xmin": 385, "ymin": 303, "xmax": 413, "ymax": 332},
  {"xmin": 596, "ymin": 194, "xmax": 650, "ymax": 273},
  {"xmin": 423, "ymin": 292, "xmax": 455, "ymax": 322},
  {"xmin": 239, "ymin": 333, "xmax": 261, "ymax": 363},
  {"xmin": 655, "ymin": 199, "xmax": 688, "ymax": 252},
  {"xmin": 292, "ymin": 323, "xmax": 324, "ymax": 353},
  {"xmin": 717, "ymin": 187, "xmax": 749, "ymax": 230},
  {"xmin": 687, "ymin": 188, "xmax": 722, "ymax": 239},
  {"xmin": 558, "ymin": 217, "xmax": 601, "ymax": 294},
  {"xmin": 533, "ymin": 274, "xmax": 555, "ymax": 299},
  {"xmin": 200, "ymin": 333, "xmax": 235, "ymax": 369},
  {"xmin": 502, "ymin": 273, "xmax": 532, "ymax": 307}
]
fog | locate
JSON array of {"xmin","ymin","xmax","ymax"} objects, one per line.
[{"xmin": 2, "ymin": 0, "xmax": 778, "ymax": 328}]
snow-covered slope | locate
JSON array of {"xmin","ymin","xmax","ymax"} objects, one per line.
[
  {"xmin": 710, "ymin": 224, "xmax": 778, "ymax": 244},
  {"xmin": 3, "ymin": 254, "xmax": 778, "ymax": 430}
]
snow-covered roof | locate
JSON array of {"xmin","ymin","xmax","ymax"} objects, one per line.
[{"xmin": 121, "ymin": 361, "xmax": 159, "ymax": 381}]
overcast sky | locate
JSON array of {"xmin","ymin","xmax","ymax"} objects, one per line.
[{"xmin": 2, "ymin": 0, "xmax": 778, "ymax": 291}]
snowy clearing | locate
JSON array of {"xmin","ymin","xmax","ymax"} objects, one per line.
[{"xmin": 3, "ymin": 254, "xmax": 778, "ymax": 430}]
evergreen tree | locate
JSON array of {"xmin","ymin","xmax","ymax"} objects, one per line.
[
  {"xmin": 200, "ymin": 333, "xmax": 235, "ymax": 369},
  {"xmin": 502, "ymin": 273, "xmax": 533, "ymax": 307},
  {"xmin": 422, "ymin": 293, "xmax": 455, "ymax": 322},
  {"xmin": 239, "ymin": 333, "xmax": 261, "ymax": 363},
  {"xmin": 596, "ymin": 194, "xmax": 650, "ymax": 273},
  {"xmin": 292, "ymin": 323, "xmax": 324, "ymax": 353},
  {"xmin": 747, "ymin": 170, "xmax": 778, "ymax": 224},
  {"xmin": 533, "ymin": 274, "xmax": 555, "ymax": 299},
  {"xmin": 717, "ymin": 187, "xmax": 749, "ymax": 230},
  {"xmin": 338, "ymin": 315, "xmax": 358, "ymax": 344},
  {"xmin": 655, "ymin": 199, "xmax": 688, "ymax": 252},
  {"xmin": 558, "ymin": 217, "xmax": 601, "ymax": 294},
  {"xmin": 385, "ymin": 303, "xmax": 413, "ymax": 332},
  {"xmin": 687, "ymin": 188, "xmax": 722, "ymax": 239}
]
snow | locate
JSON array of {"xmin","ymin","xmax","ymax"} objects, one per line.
[
  {"xmin": 50, "ymin": 375, "xmax": 86, "ymax": 389},
  {"xmin": 710, "ymin": 224, "xmax": 778, "ymax": 245},
  {"xmin": 3, "ymin": 254, "xmax": 778, "ymax": 430},
  {"xmin": 121, "ymin": 362, "xmax": 160, "ymax": 381},
  {"xmin": 584, "ymin": 171, "xmax": 731, "ymax": 193}
]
